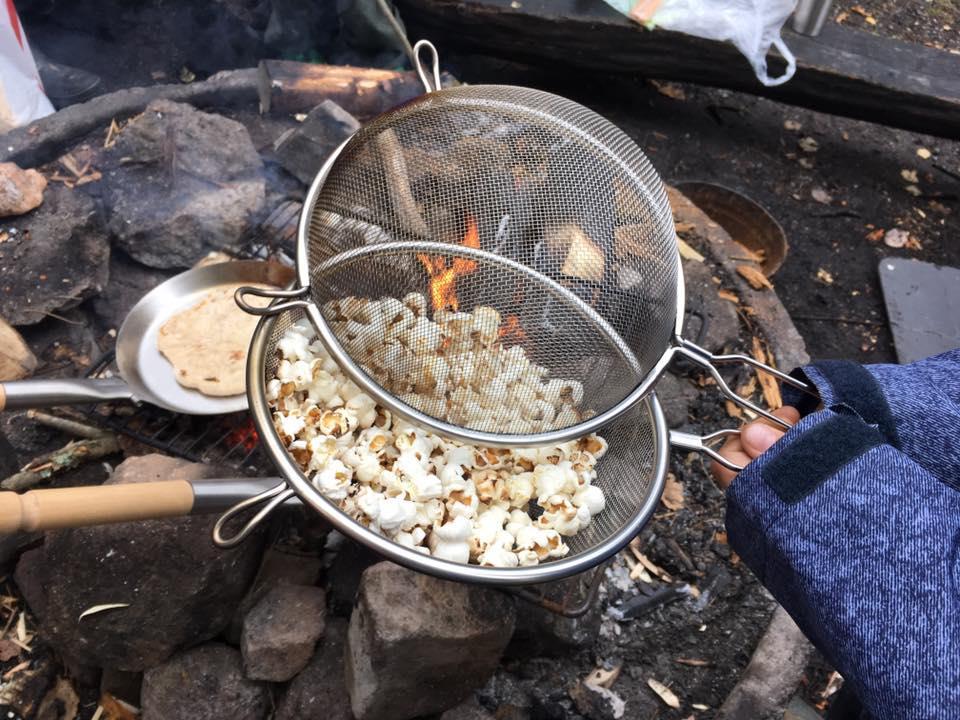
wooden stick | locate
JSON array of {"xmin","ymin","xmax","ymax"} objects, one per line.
[
  {"xmin": 0, "ymin": 481, "xmax": 196, "ymax": 533},
  {"xmin": 2, "ymin": 436, "xmax": 120, "ymax": 492},
  {"xmin": 25, "ymin": 410, "xmax": 108, "ymax": 440},
  {"xmin": 258, "ymin": 60, "xmax": 453, "ymax": 117}
]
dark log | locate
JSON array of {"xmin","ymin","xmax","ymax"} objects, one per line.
[
  {"xmin": 395, "ymin": 0, "xmax": 960, "ymax": 139},
  {"xmin": 0, "ymin": 69, "xmax": 259, "ymax": 170},
  {"xmin": 716, "ymin": 607, "xmax": 813, "ymax": 720},
  {"xmin": 257, "ymin": 60, "xmax": 457, "ymax": 117}
]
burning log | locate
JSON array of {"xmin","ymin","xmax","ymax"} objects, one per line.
[
  {"xmin": 376, "ymin": 128, "xmax": 431, "ymax": 238},
  {"xmin": 257, "ymin": 61, "xmax": 456, "ymax": 117}
]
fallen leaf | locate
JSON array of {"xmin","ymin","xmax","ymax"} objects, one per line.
[
  {"xmin": 865, "ymin": 15, "xmax": 877, "ymax": 24},
  {"xmin": 715, "ymin": 530, "xmax": 728, "ymax": 544},
  {"xmin": 865, "ymin": 228, "xmax": 885, "ymax": 242},
  {"xmin": 783, "ymin": 119, "xmax": 802, "ymax": 131},
  {"xmin": 816, "ymin": 267, "xmax": 834, "ymax": 284},
  {"xmin": 586, "ymin": 664, "xmax": 622, "ymax": 689},
  {"xmin": 678, "ymin": 238, "xmax": 704, "ymax": 263},
  {"xmin": 850, "ymin": 5, "xmax": 867, "ymax": 15},
  {"xmin": 736, "ymin": 264, "xmax": 773, "ymax": 290},
  {"xmin": 725, "ymin": 400, "xmax": 743, "ymax": 419},
  {"xmin": 661, "ymin": 472, "xmax": 684, "ymax": 510},
  {"xmin": 0, "ymin": 638, "xmax": 19, "ymax": 661},
  {"xmin": 905, "ymin": 235, "xmax": 922, "ymax": 250},
  {"xmin": 798, "ymin": 157, "xmax": 814, "ymax": 169},
  {"xmin": 16, "ymin": 611, "xmax": 26, "ymax": 642},
  {"xmin": 650, "ymin": 80, "xmax": 686, "ymax": 100},
  {"xmin": 835, "ymin": 10, "xmax": 849, "ymax": 22},
  {"xmin": 798, "ymin": 136, "xmax": 819, "ymax": 153},
  {"xmin": 884, "ymin": 228, "xmax": 910, "ymax": 248},
  {"xmin": 675, "ymin": 658, "xmax": 711, "ymax": 667},
  {"xmin": 752, "ymin": 337, "xmax": 783, "ymax": 409},
  {"xmin": 3, "ymin": 659, "xmax": 30, "ymax": 679},
  {"xmin": 811, "ymin": 187, "xmax": 831, "ymax": 204},
  {"xmin": 78, "ymin": 603, "xmax": 130, "ymax": 622},
  {"xmin": 718, "ymin": 288, "xmax": 739, "ymax": 304},
  {"xmin": 901, "ymin": 169, "xmax": 919, "ymax": 183},
  {"xmin": 916, "ymin": 148, "xmax": 932, "ymax": 160},
  {"xmin": 97, "ymin": 693, "xmax": 139, "ymax": 720},
  {"xmin": 692, "ymin": 703, "xmax": 710, "ymax": 711},
  {"xmin": 647, "ymin": 678, "xmax": 681, "ymax": 709},
  {"xmin": 905, "ymin": 185, "xmax": 922, "ymax": 197},
  {"xmin": 820, "ymin": 670, "xmax": 844, "ymax": 699}
]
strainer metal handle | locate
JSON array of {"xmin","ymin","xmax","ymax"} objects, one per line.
[
  {"xmin": 212, "ymin": 480, "xmax": 295, "ymax": 548},
  {"xmin": 670, "ymin": 428, "xmax": 743, "ymax": 472},
  {"xmin": 412, "ymin": 39, "xmax": 441, "ymax": 93},
  {"xmin": 235, "ymin": 286, "xmax": 310, "ymax": 316},
  {"xmin": 672, "ymin": 338, "xmax": 809, "ymax": 430}
]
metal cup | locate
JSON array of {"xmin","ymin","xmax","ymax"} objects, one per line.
[{"xmin": 791, "ymin": 0, "xmax": 834, "ymax": 36}]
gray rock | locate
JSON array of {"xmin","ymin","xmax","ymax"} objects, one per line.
[
  {"xmin": 327, "ymin": 536, "xmax": 381, "ymax": 617},
  {"xmin": 655, "ymin": 372, "xmax": 700, "ymax": 429},
  {"xmin": 0, "ymin": 183, "xmax": 108, "ymax": 326},
  {"xmin": 91, "ymin": 251, "xmax": 176, "ymax": 332},
  {"xmin": 682, "ymin": 258, "xmax": 740, "ymax": 352},
  {"xmin": 275, "ymin": 618, "xmax": 352, "ymax": 720},
  {"xmin": 346, "ymin": 562, "xmax": 516, "ymax": 720},
  {"xmin": 273, "ymin": 100, "xmax": 360, "ymax": 185},
  {"xmin": 508, "ymin": 574, "xmax": 602, "ymax": 657},
  {"xmin": 14, "ymin": 455, "xmax": 265, "ymax": 671},
  {"xmin": 226, "ymin": 543, "xmax": 324, "ymax": 644},
  {"xmin": 242, "ymin": 583, "xmax": 326, "ymax": 681},
  {"xmin": 141, "ymin": 643, "xmax": 269, "ymax": 720},
  {"xmin": 440, "ymin": 696, "xmax": 495, "ymax": 720},
  {"xmin": 104, "ymin": 99, "xmax": 265, "ymax": 269}
]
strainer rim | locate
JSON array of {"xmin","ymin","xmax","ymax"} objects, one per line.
[{"xmin": 245, "ymin": 306, "xmax": 670, "ymax": 586}]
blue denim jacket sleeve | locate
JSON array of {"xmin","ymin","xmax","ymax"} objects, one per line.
[{"xmin": 727, "ymin": 349, "xmax": 960, "ymax": 719}]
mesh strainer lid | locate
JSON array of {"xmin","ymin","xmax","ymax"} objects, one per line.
[{"xmin": 297, "ymin": 84, "xmax": 682, "ymax": 446}]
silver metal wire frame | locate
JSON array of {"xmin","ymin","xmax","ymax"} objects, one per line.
[{"xmin": 224, "ymin": 306, "xmax": 670, "ymax": 585}]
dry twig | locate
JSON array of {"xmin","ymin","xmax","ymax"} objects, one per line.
[{"xmin": 2, "ymin": 435, "xmax": 120, "ymax": 491}]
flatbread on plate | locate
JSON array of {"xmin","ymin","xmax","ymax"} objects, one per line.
[{"xmin": 157, "ymin": 282, "xmax": 272, "ymax": 396}]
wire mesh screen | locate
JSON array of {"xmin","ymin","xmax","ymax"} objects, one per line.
[
  {"xmin": 304, "ymin": 85, "xmax": 679, "ymax": 437},
  {"xmin": 258, "ymin": 306, "xmax": 660, "ymax": 564}
]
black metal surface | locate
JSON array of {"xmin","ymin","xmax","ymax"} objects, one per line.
[{"xmin": 75, "ymin": 202, "xmax": 302, "ymax": 472}]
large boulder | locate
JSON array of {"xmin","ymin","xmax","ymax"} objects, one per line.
[
  {"xmin": 0, "ymin": 162, "xmax": 46, "ymax": 217},
  {"xmin": 0, "ymin": 183, "xmax": 108, "ymax": 326},
  {"xmin": 346, "ymin": 562, "xmax": 516, "ymax": 720},
  {"xmin": 241, "ymin": 583, "xmax": 326, "ymax": 681},
  {"xmin": 14, "ymin": 455, "xmax": 265, "ymax": 671},
  {"xmin": 141, "ymin": 643, "xmax": 269, "ymax": 720},
  {"xmin": 103, "ymin": 99, "xmax": 265, "ymax": 269},
  {"xmin": 275, "ymin": 618, "xmax": 353, "ymax": 720}
]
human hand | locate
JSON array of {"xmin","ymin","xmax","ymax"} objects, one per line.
[{"xmin": 711, "ymin": 406, "xmax": 800, "ymax": 490}]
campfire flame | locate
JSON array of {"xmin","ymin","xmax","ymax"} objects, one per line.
[
  {"xmin": 498, "ymin": 314, "xmax": 528, "ymax": 344},
  {"xmin": 226, "ymin": 422, "xmax": 259, "ymax": 452},
  {"xmin": 417, "ymin": 215, "xmax": 481, "ymax": 312}
]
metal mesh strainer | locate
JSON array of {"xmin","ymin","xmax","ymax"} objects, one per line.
[
  {"xmin": 214, "ymin": 306, "xmax": 668, "ymax": 585},
  {"xmin": 240, "ymin": 43, "xmax": 808, "ymax": 448}
]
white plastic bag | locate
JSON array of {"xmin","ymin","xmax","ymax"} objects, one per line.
[
  {"xmin": 603, "ymin": 0, "xmax": 798, "ymax": 87},
  {"xmin": 0, "ymin": 4, "xmax": 54, "ymax": 132}
]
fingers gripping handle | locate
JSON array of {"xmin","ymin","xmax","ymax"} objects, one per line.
[
  {"xmin": 674, "ymin": 339, "xmax": 811, "ymax": 430},
  {"xmin": 0, "ymin": 481, "xmax": 196, "ymax": 533},
  {"xmin": 670, "ymin": 429, "xmax": 743, "ymax": 472}
]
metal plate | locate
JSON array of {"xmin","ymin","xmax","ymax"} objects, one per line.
[
  {"xmin": 116, "ymin": 260, "xmax": 294, "ymax": 414},
  {"xmin": 879, "ymin": 257, "xmax": 960, "ymax": 364}
]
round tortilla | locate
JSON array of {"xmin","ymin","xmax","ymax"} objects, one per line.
[{"xmin": 157, "ymin": 283, "xmax": 273, "ymax": 397}]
